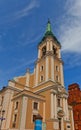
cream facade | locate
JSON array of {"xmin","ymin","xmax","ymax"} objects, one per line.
[{"xmin": 0, "ymin": 21, "xmax": 74, "ymax": 130}]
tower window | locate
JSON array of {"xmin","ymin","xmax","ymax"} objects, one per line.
[
  {"xmin": 40, "ymin": 76, "xmax": 44, "ymax": 81},
  {"xmin": 40, "ymin": 66, "xmax": 44, "ymax": 71},
  {"xmin": 56, "ymin": 75, "xmax": 59, "ymax": 82},
  {"xmin": 56, "ymin": 66, "xmax": 59, "ymax": 71},
  {"xmin": 53, "ymin": 46, "xmax": 57, "ymax": 55},
  {"xmin": 42, "ymin": 46, "xmax": 46, "ymax": 57}
]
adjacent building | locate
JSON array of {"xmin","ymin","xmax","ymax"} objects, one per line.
[
  {"xmin": 0, "ymin": 20, "xmax": 74, "ymax": 130},
  {"xmin": 68, "ymin": 83, "xmax": 81, "ymax": 130}
]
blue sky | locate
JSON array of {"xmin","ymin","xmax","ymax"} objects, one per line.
[{"xmin": 0, "ymin": 0, "xmax": 81, "ymax": 90}]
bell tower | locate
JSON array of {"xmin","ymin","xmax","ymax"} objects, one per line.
[{"xmin": 34, "ymin": 20, "xmax": 64, "ymax": 87}]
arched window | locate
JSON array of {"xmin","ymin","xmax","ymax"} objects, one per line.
[
  {"xmin": 53, "ymin": 46, "xmax": 57, "ymax": 55},
  {"xmin": 42, "ymin": 46, "xmax": 46, "ymax": 57},
  {"xmin": 40, "ymin": 75, "xmax": 44, "ymax": 82},
  {"xmin": 56, "ymin": 75, "xmax": 59, "ymax": 82}
]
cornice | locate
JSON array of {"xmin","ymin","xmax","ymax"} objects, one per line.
[{"xmin": 12, "ymin": 89, "xmax": 45, "ymax": 102}]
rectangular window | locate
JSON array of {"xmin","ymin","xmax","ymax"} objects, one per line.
[
  {"xmin": 33, "ymin": 102, "xmax": 38, "ymax": 110},
  {"xmin": 40, "ymin": 76, "xmax": 44, "ymax": 81},
  {"xmin": 33, "ymin": 114, "xmax": 37, "ymax": 122}
]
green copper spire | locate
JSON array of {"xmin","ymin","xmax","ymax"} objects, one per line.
[
  {"xmin": 38, "ymin": 20, "xmax": 61, "ymax": 46},
  {"xmin": 46, "ymin": 19, "xmax": 52, "ymax": 32}
]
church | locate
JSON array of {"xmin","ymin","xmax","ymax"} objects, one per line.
[{"xmin": 0, "ymin": 20, "xmax": 74, "ymax": 130}]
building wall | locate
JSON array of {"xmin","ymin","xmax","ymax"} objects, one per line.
[{"xmin": 68, "ymin": 83, "xmax": 81, "ymax": 130}]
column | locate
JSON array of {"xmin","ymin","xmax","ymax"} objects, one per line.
[
  {"xmin": 38, "ymin": 48, "xmax": 41, "ymax": 59},
  {"xmin": 50, "ymin": 40, "xmax": 52, "ymax": 51},
  {"xmin": 54, "ymin": 94, "xmax": 57, "ymax": 119},
  {"xmin": 51, "ymin": 93, "xmax": 54, "ymax": 119},
  {"xmin": 63, "ymin": 98, "xmax": 66, "ymax": 120},
  {"xmin": 19, "ymin": 96, "xmax": 28, "ymax": 130},
  {"xmin": 58, "ymin": 48, "xmax": 61, "ymax": 58},
  {"xmin": 60, "ymin": 63, "xmax": 64, "ymax": 86},
  {"xmin": 47, "ymin": 41, "xmax": 49, "ymax": 51},
  {"xmin": 71, "ymin": 110, "xmax": 74, "ymax": 130},
  {"xmin": 51, "ymin": 57, "xmax": 54, "ymax": 81},
  {"xmin": 26, "ymin": 69, "xmax": 30, "ymax": 87},
  {"xmin": 61, "ymin": 118, "xmax": 64, "ymax": 130},
  {"xmin": 1, "ymin": 90, "xmax": 14, "ymax": 129},
  {"xmin": 45, "ymin": 57, "xmax": 49, "ymax": 81},
  {"xmin": 65, "ymin": 99, "xmax": 69, "ymax": 120},
  {"xmin": 35, "ymin": 63, "xmax": 39, "ymax": 86},
  {"xmin": 5, "ymin": 90, "xmax": 14, "ymax": 129},
  {"xmin": 43, "ymin": 102, "xmax": 45, "ymax": 122}
]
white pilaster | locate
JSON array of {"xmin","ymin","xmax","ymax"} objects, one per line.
[
  {"xmin": 26, "ymin": 71, "xmax": 30, "ymax": 87},
  {"xmin": 35, "ymin": 63, "xmax": 39, "ymax": 86},
  {"xmin": 45, "ymin": 57, "xmax": 49, "ymax": 81},
  {"xmin": 1, "ymin": 90, "xmax": 14, "ymax": 129},
  {"xmin": 50, "ymin": 40, "xmax": 52, "ymax": 51},
  {"xmin": 51, "ymin": 93, "xmax": 54, "ymax": 119},
  {"xmin": 5, "ymin": 91, "xmax": 14, "ymax": 129},
  {"xmin": 54, "ymin": 94, "xmax": 57, "ymax": 119},
  {"xmin": 63, "ymin": 98, "xmax": 66, "ymax": 120},
  {"xmin": 65, "ymin": 99, "xmax": 69, "ymax": 120},
  {"xmin": 47, "ymin": 41, "xmax": 49, "ymax": 51},
  {"xmin": 19, "ymin": 96, "xmax": 28, "ymax": 130},
  {"xmin": 43, "ymin": 102, "xmax": 45, "ymax": 122},
  {"xmin": 60, "ymin": 63, "xmax": 64, "ymax": 86},
  {"xmin": 38, "ymin": 48, "xmax": 41, "ymax": 59},
  {"xmin": 58, "ymin": 48, "xmax": 61, "ymax": 58},
  {"xmin": 71, "ymin": 110, "xmax": 74, "ymax": 130},
  {"xmin": 51, "ymin": 57, "xmax": 54, "ymax": 81},
  {"xmin": 61, "ymin": 118, "xmax": 64, "ymax": 130}
]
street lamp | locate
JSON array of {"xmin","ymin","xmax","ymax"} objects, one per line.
[{"xmin": 0, "ymin": 110, "xmax": 5, "ymax": 130}]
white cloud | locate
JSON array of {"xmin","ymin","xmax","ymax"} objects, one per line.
[
  {"xmin": 62, "ymin": 52, "xmax": 81, "ymax": 69},
  {"xmin": 14, "ymin": 0, "xmax": 39, "ymax": 19},
  {"xmin": 0, "ymin": 0, "xmax": 40, "ymax": 25},
  {"xmin": 66, "ymin": 0, "xmax": 81, "ymax": 17},
  {"xmin": 59, "ymin": 0, "xmax": 81, "ymax": 53}
]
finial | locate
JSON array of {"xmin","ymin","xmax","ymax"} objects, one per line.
[
  {"xmin": 48, "ymin": 18, "xmax": 50, "ymax": 23},
  {"xmin": 46, "ymin": 19, "xmax": 52, "ymax": 32},
  {"xmin": 26, "ymin": 68, "xmax": 30, "ymax": 73}
]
